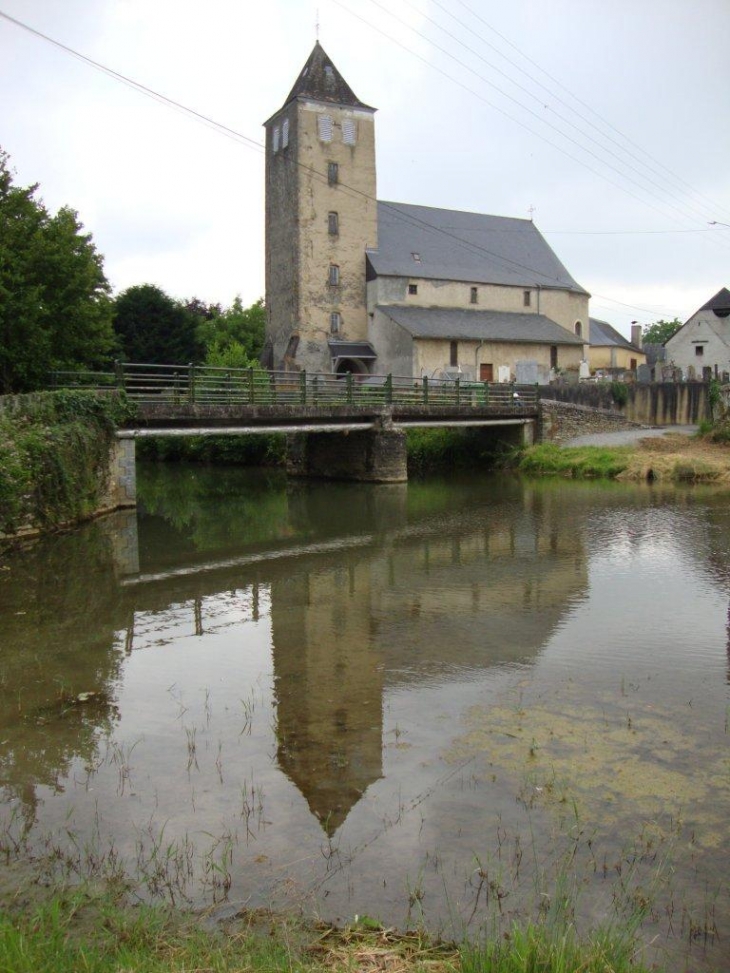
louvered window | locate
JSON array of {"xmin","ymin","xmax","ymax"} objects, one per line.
[
  {"xmin": 330, "ymin": 312, "xmax": 341, "ymax": 333},
  {"xmin": 328, "ymin": 162, "xmax": 339, "ymax": 185},
  {"xmin": 329, "ymin": 264, "xmax": 340, "ymax": 285},
  {"xmin": 328, "ymin": 211, "xmax": 339, "ymax": 235},
  {"xmin": 342, "ymin": 119, "xmax": 356, "ymax": 145},
  {"xmin": 272, "ymin": 126, "xmax": 280, "ymax": 153},
  {"xmin": 282, "ymin": 118, "xmax": 289, "ymax": 148},
  {"xmin": 318, "ymin": 115, "xmax": 333, "ymax": 142}
]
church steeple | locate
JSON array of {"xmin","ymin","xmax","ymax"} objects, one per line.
[
  {"xmin": 264, "ymin": 44, "xmax": 378, "ymax": 374},
  {"xmin": 280, "ymin": 41, "xmax": 375, "ymax": 113}
]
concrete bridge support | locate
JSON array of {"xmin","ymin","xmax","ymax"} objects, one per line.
[
  {"xmin": 106, "ymin": 436, "xmax": 137, "ymax": 508},
  {"xmin": 286, "ymin": 420, "xmax": 408, "ymax": 483}
]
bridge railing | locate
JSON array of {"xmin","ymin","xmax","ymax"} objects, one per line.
[{"xmin": 50, "ymin": 363, "xmax": 538, "ymax": 410}]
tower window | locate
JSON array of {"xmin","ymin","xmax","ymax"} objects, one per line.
[
  {"xmin": 282, "ymin": 118, "xmax": 289, "ymax": 148},
  {"xmin": 329, "ymin": 264, "xmax": 340, "ymax": 285},
  {"xmin": 470, "ymin": 286, "xmax": 478, "ymax": 304},
  {"xmin": 574, "ymin": 321, "xmax": 582, "ymax": 337},
  {"xmin": 342, "ymin": 119, "xmax": 357, "ymax": 145},
  {"xmin": 523, "ymin": 290, "xmax": 531, "ymax": 307},
  {"xmin": 695, "ymin": 345, "xmax": 704, "ymax": 356},
  {"xmin": 328, "ymin": 211, "xmax": 339, "ymax": 235},
  {"xmin": 318, "ymin": 115, "xmax": 333, "ymax": 142},
  {"xmin": 330, "ymin": 312, "xmax": 341, "ymax": 334},
  {"xmin": 328, "ymin": 162, "xmax": 339, "ymax": 185},
  {"xmin": 408, "ymin": 283, "xmax": 418, "ymax": 295},
  {"xmin": 450, "ymin": 341, "xmax": 458, "ymax": 367},
  {"xmin": 272, "ymin": 126, "xmax": 280, "ymax": 153}
]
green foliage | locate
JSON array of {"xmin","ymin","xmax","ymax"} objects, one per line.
[
  {"xmin": 610, "ymin": 381, "xmax": 629, "ymax": 406},
  {"xmin": 136, "ymin": 432, "xmax": 285, "ymax": 467},
  {"xmin": 518, "ymin": 443, "xmax": 631, "ymax": 478},
  {"xmin": 0, "ymin": 149, "xmax": 116, "ymax": 393},
  {"xmin": 462, "ymin": 920, "xmax": 652, "ymax": 973},
  {"xmin": 113, "ymin": 284, "xmax": 203, "ymax": 364},
  {"xmin": 0, "ymin": 390, "xmax": 133, "ymax": 536},
  {"xmin": 406, "ymin": 427, "xmax": 505, "ymax": 474},
  {"xmin": 198, "ymin": 296, "xmax": 266, "ymax": 367},
  {"xmin": 641, "ymin": 318, "xmax": 682, "ymax": 346}
]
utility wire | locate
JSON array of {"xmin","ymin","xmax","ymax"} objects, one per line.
[
  {"xmin": 394, "ymin": 0, "xmax": 725, "ymax": 230},
  {"xmin": 0, "ymin": 8, "xmax": 699, "ymax": 318},
  {"xmin": 354, "ymin": 0, "xmax": 730, "ymax": 247},
  {"xmin": 450, "ymin": 0, "xmax": 730, "ymax": 224}
]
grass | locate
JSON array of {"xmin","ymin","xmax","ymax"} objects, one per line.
[
  {"xmin": 517, "ymin": 443, "xmax": 632, "ymax": 479},
  {"xmin": 0, "ymin": 881, "xmax": 659, "ymax": 973},
  {"xmin": 517, "ymin": 433, "xmax": 730, "ymax": 482}
]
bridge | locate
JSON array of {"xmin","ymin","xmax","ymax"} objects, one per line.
[{"xmin": 53, "ymin": 362, "xmax": 539, "ymax": 492}]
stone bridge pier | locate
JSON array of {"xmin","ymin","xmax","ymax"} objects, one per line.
[{"xmin": 286, "ymin": 417, "xmax": 408, "ymax": 483}]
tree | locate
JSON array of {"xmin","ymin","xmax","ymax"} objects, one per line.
[
  {"xmin": 0, "ymin": 149, "xmax": 115, "ymax": 393},
  {"xmin": 197, "ymin": 297, "xmax": 265, "ymax": 365},
  {"xmin": 642, "ymin": 318, "xmax": 682, "ymax": 345},
  {"xmin": 113, "ymin": 284, "xmax": 203, "ymax": 364}
]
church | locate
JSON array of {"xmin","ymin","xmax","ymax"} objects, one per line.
[{"xmin": 263, "ymin": 42, "xmax": 589, "ymax": 384}]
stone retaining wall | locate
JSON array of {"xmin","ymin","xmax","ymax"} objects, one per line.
[
  {"xmin": 538, "ymin": 381, "xmax": 707, "ymax": 425},
  {"xmin": 538, "ymin": 399, "xmax": 644, "ymax": 444}
]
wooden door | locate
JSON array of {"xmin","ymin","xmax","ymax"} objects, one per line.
[{"xmin": 479, "ymin": 363, "xmax": 494, "ymax": 381}]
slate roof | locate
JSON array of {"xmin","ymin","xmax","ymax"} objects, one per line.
[
  {"xmin": 367, "ymin": 202, "xmax": 589, "ymax": 294},
  {"xmin": 274, "ymin": 42, "xmax": 375, "ymax": 117},
  {"xmin": 698, "ymin": 287, "xmax": 730, "ymax": 316},
  {"xmin": 377, "ymin": 306, "xmax": 584, "ymax": 345},
  {"xmin": 589, "ymin": 317, "xmax": 642, "ymax": 351}
]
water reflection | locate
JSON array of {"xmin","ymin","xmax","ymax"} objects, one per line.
[{"xmin": 1, "ymin": 467, "xmax": 729, "ymax": 972}]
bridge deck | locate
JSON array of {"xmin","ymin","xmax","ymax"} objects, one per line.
[{"xmin": 53, "ymin": 363, "xmax": 538, "ymax": 432}]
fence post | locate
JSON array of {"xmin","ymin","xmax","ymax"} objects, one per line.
[
  {"xmin": 346, "ymin": 372, "xmax": 353, "ymax": 404},
  {"xmin": 173, "ymin": 371, "xmax": 180, "ymax": 405},
  {"xmin": 114, "ymin": 359, "xmax": 125, "ymax": 390},
  {"xmin": 300, "ymin": 370, "xmax": 307, "ymax": 405},
  {"xmin": 423, "ymin": 375, "xmax": 429, "ymax": 405},
  {"xmin": 483, "ymin": 381, "xmax": 489, "ymax": 406},
  {"xmin": 313, "ymin": 375, "xmax": 319, "ymax": 404},
  {"xmin": 248, "ymin": 368, "xmax": 255, "ymax": 405},
  {"xmin": 385, "ymin": 374, "xmax": 393, "ymax": 404},
  {"xmin": 188, "ymin": 363, "xmax": 195, "ymax": 403},
  {"xmin": 455, "ymin": 375, "xmax": 461, "ymax": 406}
]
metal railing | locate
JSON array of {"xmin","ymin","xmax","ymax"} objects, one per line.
[{"xmin": 50, "ymin": 362, "xmax": 538, "ymax": 410}]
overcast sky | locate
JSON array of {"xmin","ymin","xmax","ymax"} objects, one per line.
[{"xmin": 1, "ymin": 0, "xmax": 729, "ymax": 338}]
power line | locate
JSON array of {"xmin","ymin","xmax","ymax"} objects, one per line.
[
  {"xmin": 450, "ymin": 0, "xmax": 730, "ymax": 224},
  {"xmin": 353, "ymin": 0, "xmax": 730, "ymax": 247},
  {"xmin": 0, "ymin": 8, "xmax": 697, "ymax": 318},
  {"xmin": 392, "ymin": 0, "xmax": 726, "ymax": 230}
]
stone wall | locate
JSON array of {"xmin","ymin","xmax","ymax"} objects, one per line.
[
  {"xmin": 538, "ymin": 382, "xmax": 708, "ymax": 426},
  {"xmin": 538, "ymin": 399, "xmax": 644, "ymax": 444}
]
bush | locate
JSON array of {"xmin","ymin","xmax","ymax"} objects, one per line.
[{"xmin": 0, "ymin": 390, "xmax": 133, "ymax": 537}]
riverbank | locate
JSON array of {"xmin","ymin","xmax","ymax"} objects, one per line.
[
  {"xmin": 0, "ymin": 878, "xmax": 655, "ymax": 973},
  {"xmin": 0, "ymin": 390, "xmax": 134, "ymax": 540},
  {"xmin": 516, "ymin": 431, "xmax": 730, "ymax": 482}
]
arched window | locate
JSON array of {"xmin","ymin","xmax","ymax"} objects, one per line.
[{"xmin": 574, "ymin": 321, "xmax": 582, "ymax": 337}]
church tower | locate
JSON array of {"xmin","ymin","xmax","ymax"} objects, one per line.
[{"xmin": 263, "ymin": 43, "xmax": 377, "ymax": 373}]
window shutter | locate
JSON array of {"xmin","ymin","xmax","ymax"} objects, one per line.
[
  {"xmin": 342, "ymin": 119, "xmax": 356, "ymax": 145},
  {"xmin": 318, "ymin": 115, "xmax": 333, "ymax": 142},
  {"xmin": 272, "ymin": 126, "xmax": 280, "ymax": 153},
  {"xmin": 282, "ymin": 118, "xmax": 289, "ymax": 148}
]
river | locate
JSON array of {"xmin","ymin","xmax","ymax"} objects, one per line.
[{"xmin": 1, "ymin": 463, "xmax": 728, "ymax": 971}]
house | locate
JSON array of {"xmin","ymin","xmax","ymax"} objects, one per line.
[
  {"xmin": 664, "ymin": 288, "xmax": 730, "ymax": 381},
  {"xmin": 263, "ymin": 42, "xmax": 589, "ymax": 382},
  {"xmin": 588, "ymin": 317, "xmax": 645, "ymax": 374}
]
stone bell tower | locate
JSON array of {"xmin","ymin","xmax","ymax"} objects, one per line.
[{"xmin": 263, "ymin": 42, "xmax": 377, "ymax": 373}]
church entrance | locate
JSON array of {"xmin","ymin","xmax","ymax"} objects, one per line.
[{"xmin": 335, "ymin": 358, "xmax": 369, "ymax": 375}]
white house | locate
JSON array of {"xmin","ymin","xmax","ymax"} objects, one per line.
[{"xmin": 664, "ymin": 288, "xmax": 730, "ymax": 381}]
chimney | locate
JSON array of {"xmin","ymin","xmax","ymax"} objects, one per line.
[{"xmin": 631, "ymin": 322, "xmax": 642, "ymax": 349}]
